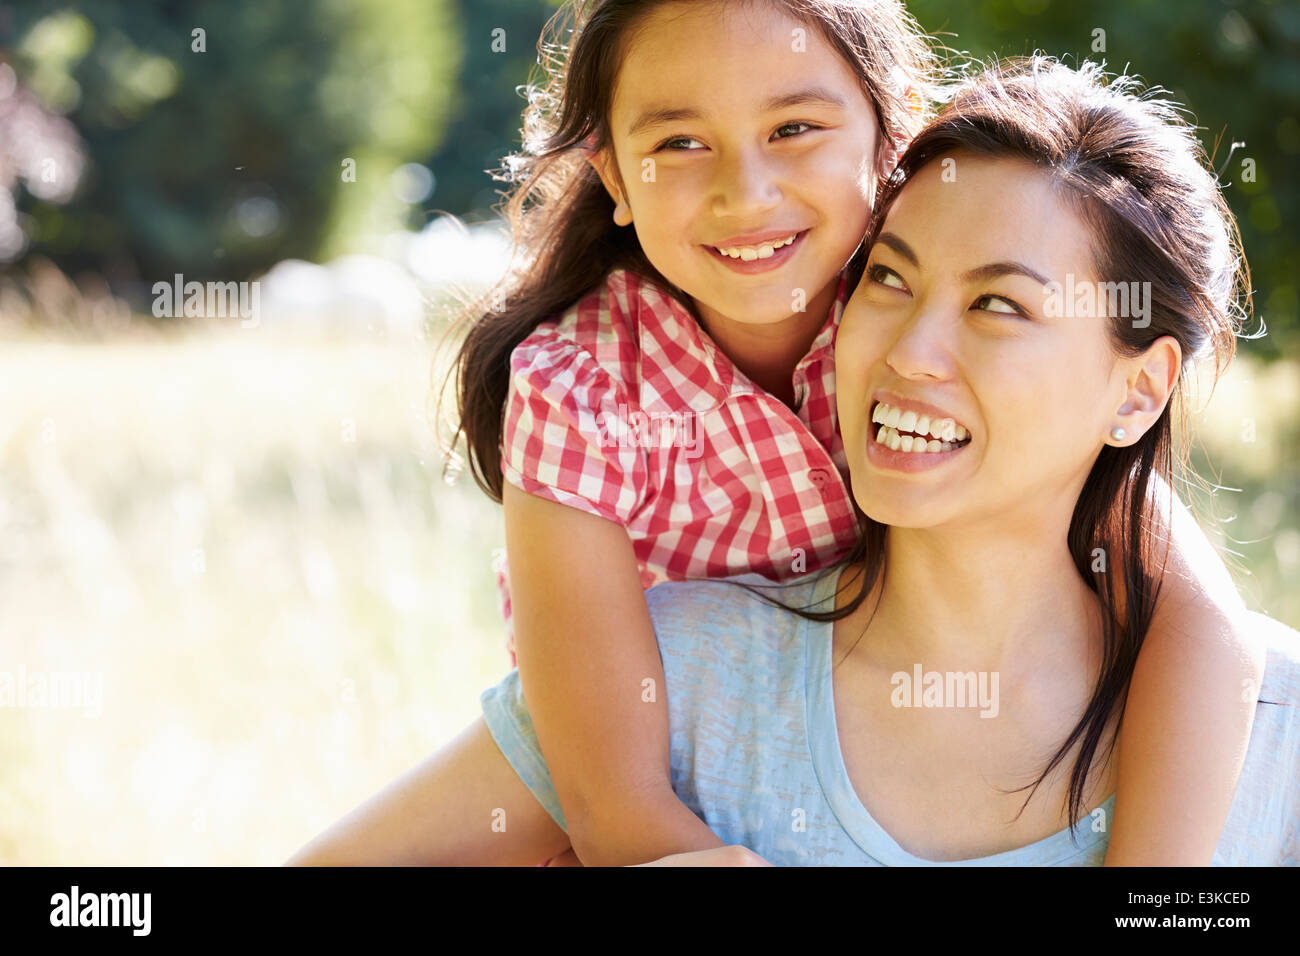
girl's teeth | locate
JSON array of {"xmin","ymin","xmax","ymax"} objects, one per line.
[
  {"xmin": 915, "ymin": 414, "xmax": 931, "ymax": 435},
  {"xmin": 897, "ymin": 410, "xmax": 918, "ymax": 433},
  {"xmin": 885, "ymin": 406, "xmax": 902, "ymax": 428},
  {"xmin": 715, "ymin": 233, "xmax": 798, "ymax": 259}
]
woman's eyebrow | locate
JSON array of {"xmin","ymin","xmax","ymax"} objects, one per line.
[
  {"xmin": 874, "ymin": 231, "xmax": 919, "ymax": 266},
  {"xmin": 875, "ymin": 232, "xmax": 1051, "ymax": 286},
  {"xmin": 961, "ymin": 261, "xmax": 1051, "ymax": 286},
  {"xmin": 626, "ymin": 86, "xmax": 848, "ymax": 138}
]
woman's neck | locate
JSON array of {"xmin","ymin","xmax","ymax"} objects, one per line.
[{"xmin": 841, "ymin": 504, "xmax": 1106, "ymax": 680}]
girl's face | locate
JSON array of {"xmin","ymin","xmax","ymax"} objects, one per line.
[
  {"xmin": 591, "ymin": 0, "xmax": 883, "ymax": 329},
  {"xmin": 836, "ymin": 152, "xmax": 1161, "ymax": 532}
]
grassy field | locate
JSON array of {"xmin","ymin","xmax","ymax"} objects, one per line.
[
  {"xmin": 0, "ymin": 325, "xmax": 511, "ymax": 865},
  {"xmin": 0, "ymin": 324, "xmax": 1296, "ymax": 865}
]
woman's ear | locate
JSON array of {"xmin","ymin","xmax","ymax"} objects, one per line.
[
  {"xmin": 1110, "ymin": 335, "xmax": 1182, "ymax": 444},
  {"xmin": 585, "ymin": 147, "xmax": 633, "ymax": 226}
]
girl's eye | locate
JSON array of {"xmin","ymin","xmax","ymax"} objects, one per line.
[
  {"xmin": 655, "ymin": 136, "xmax": 706, "ymax": 152},
  {"xmin": 972, "ymin": 294, "xmax": 1026, "ymax": 317},
  {"xmin": 869, "ymin": 264, "xmax": 909, "ymax": 292},
  {"xmin": 654, "ymin": 123, "xmax": 821, "ymax": 152},
  {"xmin": 774, "ymin": 122, "xmax": 818, "ymax": 139}
]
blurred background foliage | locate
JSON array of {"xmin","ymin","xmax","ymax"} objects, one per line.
[
  {"xmin": 0, "ymin": 0, "xmax": 1295, "ymax": 865},
  {"xmin": 4, "ymin": 0, "xmax": 464, "ymax": 285}
]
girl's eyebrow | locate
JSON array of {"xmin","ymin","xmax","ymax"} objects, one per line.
[
  {"xmin": 874, "ymin": 231, "xmax": 1051, "ymax": 286},
  {"xmin": 626, "ymin": 85, "xmax": 849, "ymax": 138}
]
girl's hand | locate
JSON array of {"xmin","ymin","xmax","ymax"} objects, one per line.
[{"xmin": 635, "ymin": 846, "xmax": 773, "ymax": 867}]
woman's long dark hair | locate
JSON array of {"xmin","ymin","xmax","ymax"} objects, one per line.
[
  {"xmin": 441, "ymin": 0, "xmax": 937, "ymax": 500},
  {"xmin": 766, "ymin": 56, "xmax": 1249, "ymax": 837}
]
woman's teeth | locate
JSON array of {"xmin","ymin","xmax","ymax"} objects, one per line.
[
  {"xmin": 713, "ymin": 233, "xmax": 799, "ymax": 260},
  {"xmin": 871, "ymin": 401, "xmax": 969, "ymax": 453}
]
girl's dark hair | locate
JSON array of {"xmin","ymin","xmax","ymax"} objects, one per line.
[
  {"xmin": 443, "ymin": 0, "xmax": 937, "ymax": 500},
  {"xmin": 786, "ymin": 55, "xmax": 1249, "ymax": 836}
]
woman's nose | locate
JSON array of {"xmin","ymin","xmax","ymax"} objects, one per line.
[{"xmin": 885, "ymin": 303, "xmax": 956, "ymax": 382}]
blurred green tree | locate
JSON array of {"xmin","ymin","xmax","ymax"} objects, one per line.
[
  {"xmin": 417, "ymin": 0, "xmax": 561, "ymax": 223},
  {"xmin": 6, "ymin": 0, "xmax": 459, "ymax": 285}
]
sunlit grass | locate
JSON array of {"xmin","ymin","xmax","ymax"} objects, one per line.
[
  {"xmin": 0, "ymin": 325, "xmax": 510, "ymax": 865},
  {"xmin": 0, "ymin": 325, "xmax": 1295, "ymax": 864}
]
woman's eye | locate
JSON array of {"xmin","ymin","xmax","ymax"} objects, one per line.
[
  {"xmin": 972, "ymin": 294, "xmax": 1024, "ymax": 316},
  {"xmin": 869, "ymin": 264, "xmax": 908, "ymax": 292}
]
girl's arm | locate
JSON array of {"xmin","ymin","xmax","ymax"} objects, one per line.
[
  {"xmin": 285, "ymin": 715, "xmax": 572, "ymax": 866},
  {"xmin": 1105, "ymin": 489, "xmax": 1266, "ymax": 865},
  {"xmin": 503, "ymin": 482, "xmax": 726, "ymax": 865}
]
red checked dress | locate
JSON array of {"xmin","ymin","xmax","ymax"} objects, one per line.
[{"xmin": 496, "ymin": 267, "xmax": 861, "ymax": 666}]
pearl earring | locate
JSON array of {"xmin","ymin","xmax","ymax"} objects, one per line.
[{"xmin": 1110, "ymin": 426, "xmax": 1127, "ymax": 443}]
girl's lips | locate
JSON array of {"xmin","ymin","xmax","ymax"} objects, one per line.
[{"xmin": 703, "ymin": 229, "xmax": 807, "ymax": 274}]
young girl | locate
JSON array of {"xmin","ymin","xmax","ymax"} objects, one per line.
[{"xmin": 290, "ymin": 0, "xmax": 1260, "ymax": 865}]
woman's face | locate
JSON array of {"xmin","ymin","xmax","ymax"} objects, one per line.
[
  {"xmin": 836, "ymin": 151, "xmax": 1136, "ymax": 531},
  {"xmin": 591, "ymin": 0, "xmax": 882, "ymax": 329}
]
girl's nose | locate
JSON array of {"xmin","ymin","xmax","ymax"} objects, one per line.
[{"xmin": 710, "ymin": 147, "xmax": 782, "ymax": 219}]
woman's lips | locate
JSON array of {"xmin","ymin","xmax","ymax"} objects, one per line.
[
  {"xmin": 866, "ymin": 399, "xmax": 972, "ymax": 473},
  {"xmin": 703, "ymin": 229, "xmax": 808, "ymax": 274},
  {"xmin": 866, "ymin": 423, "xmax": 971, "ymax": 472}
]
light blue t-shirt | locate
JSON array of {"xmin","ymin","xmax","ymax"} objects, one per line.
[{"xmin": 481, "ymin": 570, "xmax": 1300, "ymax": 866}]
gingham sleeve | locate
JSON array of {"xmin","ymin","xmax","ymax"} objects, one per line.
[{"xmin": 501, "ymin": 330, "xmax": 649, "ymax": 526}]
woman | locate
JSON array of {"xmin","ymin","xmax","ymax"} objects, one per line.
[{"xmin": 289, "ymin": 58, "xmax": 1299, "ymax": 866}]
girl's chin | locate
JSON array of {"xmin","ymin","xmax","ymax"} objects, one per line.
[
  {"xmin": 677, "ymin": 269, "xmax": 837, "ymax": 322},
  {"xmin": 688, "ymin": 290, "xmax": 818, "ymax": 326}
]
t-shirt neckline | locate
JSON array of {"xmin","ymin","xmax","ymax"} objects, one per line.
[{"xmin": 801, "ymin": 567, "xmax": 1115, "ymax": 866}]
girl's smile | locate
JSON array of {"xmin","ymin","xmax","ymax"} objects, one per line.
[{"xmin": 702, "ymin": 228, "xmax": 810, "ymax": 274}]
